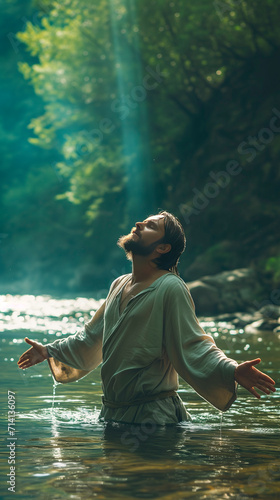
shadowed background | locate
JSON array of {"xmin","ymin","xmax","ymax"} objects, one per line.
[
  {"xmin": 1, "ymin": 0, "xmax": 280, "ymax": 299},
  {"xmin": 1, "ymin": 3, "xmax": 280, "ymax": 499}
]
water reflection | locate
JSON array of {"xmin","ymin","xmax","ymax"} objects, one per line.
[
  {"xmin": 0, "ymin": 293, "xmax": 102, "ymax": 335},
  {"xmin": 0, "ymin": 293, "xmax": 279, "ymax": 499}
]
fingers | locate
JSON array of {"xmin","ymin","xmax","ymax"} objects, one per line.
[
  {"xmin": 17, "ymin": 352, "xmax": 32, "ymax": 368},
  {"xmin": 257, "ymin": 372, "xmax": 276, "ymax": 385},
  {"xmin": 264, "ymin": 383, "xmax": 276, "ymax": 392},
  {"xmin": 17, "ymin": 341, "xmax": 35, "ymax": 368},
  {"xmin": 18, "ymin": 353, "xmax": 40, "ymax": 369},
  {"xmin": 248, "ymin": 387, "xmax": 261, "ymax": 399},
  {"xmin": 17, "ymin": 349, "xmax": 32, "ymax": 364},
  {"xmin": 18, "ymin": 359, "xmax": 32, "ymax": 369},
  {"xmin": 250, "ymin": 373, "xmax": 276, "ymax": 395},
  {"xmin": 252, "ymin": 368, "xmax": 276, "ymax": 387},
  {"xmin": 18, "ymin": 359, "xmax": 30, "ymax": 369},
  {"xmin": 255, "ymin": 383, "xmax": 274, "ymax": 395},
  {"xmin": 258, "ymin": 376, "xmax": 276, "ymax": 387},
  {"xmin": 24, "ymin": 337, "xmax": 37, "ymax": 346},
  {"xmin": 247, "ymin": 381, "xmax": 276, "ymax": 399},
  {"xmin": 235, "ymin": 359, "xmax": 276, "ymax": 400},
  {"xmin": 17, "ymin": 337, "xmax": 47, "ymax": 369},
  {"xmin": 247, "ymin": 358, "xmax": 261, "ymax": 367},
  {"xmin": 248, "ymin": 385, "xmax": 272, "ymax": 398}
]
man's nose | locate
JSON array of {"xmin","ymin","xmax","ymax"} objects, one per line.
[{"xmin": 135, "ymin": 222, "xmax": 144, "ymax": 230}]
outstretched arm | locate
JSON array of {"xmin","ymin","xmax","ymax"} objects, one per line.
[
  {"xmin": 17, "ymin": 276, "xmax": 123, "ymax": 378},
  {"xmin": 17, "ymin": 338, "xmax": 49, "ymax": 369},
  {"xmin": 234, "ymin": 358, "xmax": 276, "ymax": 398},
  {"xmin": 163, "ymin": 277, "xmax": 277, "ymax": 411},
  {"xmin": 17, "ymin": 298, "xmax": 107, "ymax": 375}
]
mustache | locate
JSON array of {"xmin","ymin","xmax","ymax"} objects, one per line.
[{"xmin": 131, "ymin": 227, "xmax": 141, "ymax": 237}]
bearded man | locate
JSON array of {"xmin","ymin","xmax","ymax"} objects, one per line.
[{"xmin": 17, "ymin": 211, "xmax": 275, "ymax": 424}]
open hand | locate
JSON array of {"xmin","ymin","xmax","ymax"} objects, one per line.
[
  {"xmin": 234, "ymin": 358, "xmax": 276, "ymax": 398},
  {"xmin": 17, "ymin": 337, "xmax": 49, "ymax": 370}
]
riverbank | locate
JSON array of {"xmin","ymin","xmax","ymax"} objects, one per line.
[
  {"xmin": 187, "ymin": 267, "xmax": 280, "ymax": 334},
  {"xmin": 2, "ymin": 266, "xmax": 279, "ymax": 334}
]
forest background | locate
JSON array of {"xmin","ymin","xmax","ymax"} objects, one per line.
[{"xmin": 1, "ymin": 0, "xmax": 279, "ymax": 297}]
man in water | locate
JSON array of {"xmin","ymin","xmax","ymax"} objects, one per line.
[{"xmin": 17, "ymin": 211, "xmax": 276, "ymax": 424}]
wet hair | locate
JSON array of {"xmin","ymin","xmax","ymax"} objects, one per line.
[{"xmin": 153, "ymin": 210, "xmax": 186, "ymax": 275}]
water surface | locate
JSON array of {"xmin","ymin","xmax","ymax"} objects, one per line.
[{"xmin": 0, "ymin": 294, "xmax": 279, "ymax": 499}]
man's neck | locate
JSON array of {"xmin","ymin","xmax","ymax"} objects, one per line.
[{"xmin": 130, "ymin": 255, "xmax": 167, "ymax": 284}]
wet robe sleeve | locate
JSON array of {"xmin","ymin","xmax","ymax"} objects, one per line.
[
  {"xmin": 163, "ymin": 278, "xmax": 238, "ymax": 411},
  {"xmin": 46, "ymin": 303, "xmax": 104, "ymax": 384}
]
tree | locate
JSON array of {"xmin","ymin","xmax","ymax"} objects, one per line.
[{"xmin": 7, "ymin": 0, "xmax": 280, "ymax": 288}]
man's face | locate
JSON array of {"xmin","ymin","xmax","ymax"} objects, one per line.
[{"xmin": 117, "ymin": 215, "xmax": 166, "ymax": 257}]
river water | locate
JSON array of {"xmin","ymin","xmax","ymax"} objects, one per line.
[{"xmin": 0, "ymin": 293, "xmax": 279, "ymax": 499}]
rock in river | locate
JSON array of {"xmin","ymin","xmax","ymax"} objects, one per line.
[{"xmin": 187, "ymin": 267, "xmax": 264, "ymax": 316}]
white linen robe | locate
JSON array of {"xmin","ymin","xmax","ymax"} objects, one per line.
[{"xmin": 46, "ymin": 273, "xmax": 238, "ymax": 424}]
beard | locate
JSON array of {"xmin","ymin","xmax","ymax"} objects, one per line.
[{"xmin": 117, "ymin": 232, "xmax": 165, "ymax": 259}]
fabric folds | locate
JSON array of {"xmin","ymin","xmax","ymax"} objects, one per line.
[{"xmin": 45, "ymin": 273, "xmax": 238, "ymax": 424}]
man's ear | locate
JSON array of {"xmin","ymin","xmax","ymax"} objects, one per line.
[{"xmin": 156, "ymin": 243, "xmax": 171, "ymax": 255}]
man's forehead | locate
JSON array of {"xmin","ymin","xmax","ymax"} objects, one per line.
[{"xmin": 144, "ymin": 215, "xmax": 164, "ymax": 224}]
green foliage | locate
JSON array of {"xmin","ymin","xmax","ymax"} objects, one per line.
[
  {"xmin": 1, "ymin": 0, "xmax": 280, "ymax": 291},
  {"xmin": 265, "ymin": 256, "xmax": 280, "ymax": 285}
]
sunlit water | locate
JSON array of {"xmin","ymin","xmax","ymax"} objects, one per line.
[{"xmin": 0, "ymin": 294, "xmax": 279, "ymax": 499}]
